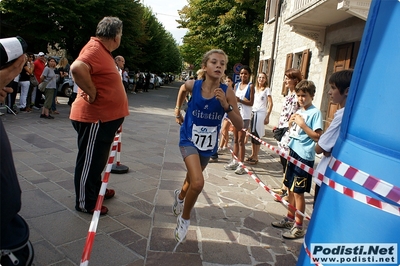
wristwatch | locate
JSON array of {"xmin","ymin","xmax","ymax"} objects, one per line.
[{"xmin": 225, "ymin": 104, "xmax": 233, "ymax": 113}]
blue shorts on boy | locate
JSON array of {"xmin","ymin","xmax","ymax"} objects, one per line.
[
  {"xmin": 284, "ymin": 149, "xmax": 314, "ymax": 193},
  {"xmin": 285, "ymin": 104, "xmax": 322, "ymax": 193}
]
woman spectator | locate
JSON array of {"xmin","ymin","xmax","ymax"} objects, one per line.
[
  {"xmin": 52, "ymin": 57, "xmax": 69, "ymax": 114},
  {"xmin": 18, "ymin": 53, "xmax": 34, "ymax": 112},
  {"xmin": 39, "ymin": 57, "xmax": 57, "ymax": 119},
  {"xmin": 224, "ymin": 65, "xmax": 254, "ymax": 174},
  {"xmin": 272, "ymin": 68, "xmax": 302, "ymax": 199},
  {"xmin": 25, "ymin": 53, "xmax": 36, "ymax": 111},
  {"xmin": 247, "ymin": 72, "xmax": 273, "ymax": 164}
]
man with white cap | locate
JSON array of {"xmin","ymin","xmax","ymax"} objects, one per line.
[{"xmin": 33, "ymin": 52, "xmax": 46, "ymax": 109}]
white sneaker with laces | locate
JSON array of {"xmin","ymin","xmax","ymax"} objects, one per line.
[
  {"xmin": 282, "ymin": 225, "xmax": 305, "ymax": 239},
  {"xmin": 172, "ymin": 189, "xmax": 184, "ymax": 216},
  {"xmin": 235, "ymin": 166, "xmax": 246, "ymax": 175},
  {"xmin": 174, "ymin": 214, "xmax": 190, "ymax": 243},
  {"xmin": 224, "ymin": 160, "xmax": 238, "ymax": 170},
  {"xmin": 217, "ymin": 147, "xmax": 227, "ymax": 154},
  {"xmin": 271, "ymin": 217, "xmax": 294, "ymax": 229}
]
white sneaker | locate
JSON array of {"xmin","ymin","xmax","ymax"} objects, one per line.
[
  {"xmin": 224, "ymin": 161, "xmax": 238, "ymax": 170},
  {"xmin": 271, "ymin": 217, "xmax": 294, "ymax": 229},
  {"xmin": 217, "ymin": 147, "xmax": 227, "ymax": 154},
  {"xmin": 235, "ymin": 166, "xmax": 246, "ymax": 175},
  {"xmin": 174, "ymin": 214, "xmax": 190, "ymax": 243},
  {"xmin": 172, "ymin": 189, "xmax": 184, "ymax": 216},
  {"xmin": 282, "ymin": 225, "xmax": 305, "ymax": 239}
]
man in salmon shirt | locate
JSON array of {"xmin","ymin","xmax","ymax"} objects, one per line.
[{"xmin": 70, "ymin": 16, "xmax": 129, "ymax": 215}]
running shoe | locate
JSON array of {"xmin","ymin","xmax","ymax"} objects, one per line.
[
  {"xmin": 174, "ymin": 214, "xmax": 190, "ymax": 243},
  {"xmin": 224, "ymin": 161, "xmax": 238, "ymax": 170},
  {"xmin": 234, "ymin": 166, "xmax": 246, "ymax": 175},
  {"xmin": 172, "ymin": 189, "xmax": 184, "ymax": 216},
  {"xmin": 282, "ymin": 225, "xmax": 305, "ymax": 239},
  {"xmin": 271, "ymin": 217, "xmax": 294, "ymax": 229}
]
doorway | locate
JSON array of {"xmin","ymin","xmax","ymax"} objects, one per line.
[{"xmin": 325, "ymin": 42, "xmax": 359, "ymax": 129}]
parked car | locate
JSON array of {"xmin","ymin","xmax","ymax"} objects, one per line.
[
  {"xmin": 156, "ymin": 76, "xmax": 164, "ymax": 87},
  {"xmin": 57, "ymin": 76, "xmax": 74, "ymax": 97}
]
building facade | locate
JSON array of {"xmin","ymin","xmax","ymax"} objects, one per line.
[{"xmin": 259, "ymin": 0, "xmax": 370, "ymax": 129}]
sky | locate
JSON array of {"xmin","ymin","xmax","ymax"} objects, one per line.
[{"xmin": 142, "ymin": 0, "xmax": 188, "ymax": 44}]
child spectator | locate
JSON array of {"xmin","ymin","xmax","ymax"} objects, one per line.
[
  {"xmin": 271, "ymin": 80, "xmax": 323, "ymax": 239},
  {"xmin": 224, "ymin": 65, "xmax": 254, "ymax": 174},
  {"xmin": 313, "ymin": 70, "xmax": 353, "ymax": 207},
  {"xmin": 247, "ymin": 72, "xmax": 273, "ymax": 164}
]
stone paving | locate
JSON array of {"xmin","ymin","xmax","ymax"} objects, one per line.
[{"xmin": 1, "ymin": 82, "xmax": 317, "ymax": 265}]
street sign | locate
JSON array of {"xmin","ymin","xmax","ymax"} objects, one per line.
[
  {"xmin": 232, "ymin": 73, "xmax": 241, "ymax": 83},
  {"xmin": 233, "ymin": 63, "xmax": 243, "ymax": 75}
]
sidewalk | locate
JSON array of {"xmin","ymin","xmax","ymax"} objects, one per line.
[{"xmin": 2, "ymin": 83, "xmax": 316, "ymax": 265}]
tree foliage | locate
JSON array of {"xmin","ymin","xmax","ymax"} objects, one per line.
[
  {"xmin": 177, "ymin": 0, "xmax": 265, "ymax": 74},
  {"xmin": 0, "ymin": 0, "xmax": 182, "ymax": 73}
]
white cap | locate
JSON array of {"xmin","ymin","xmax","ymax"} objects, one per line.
[{"xmin": 38, "ymin": 52, "xmax": 45, "ymax": 56}]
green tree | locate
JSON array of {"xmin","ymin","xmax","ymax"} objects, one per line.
[
  {"xmin": 137, "ymin": 6, "xmax": 181, "ymax": 73},
  {"xmin": 177, "ymin": 0, "xmax": 265, "ymax": 73},
  {"xmin": 0, "ymin": 0, "xmax": 182, "ymax": 73}
]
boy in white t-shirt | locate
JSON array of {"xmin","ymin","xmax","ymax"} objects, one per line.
[{"xmin": 313, "ymin": 70, "xmax": 353, "ymax": 207}]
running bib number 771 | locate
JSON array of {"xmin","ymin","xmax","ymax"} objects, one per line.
[{"xmin": 192, "ymin": 124, "xmax": 218, "ymax": 151}]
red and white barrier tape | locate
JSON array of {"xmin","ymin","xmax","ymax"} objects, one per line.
[
  {"xmin": 229, "ymin": 125, "xmax": 400, "ymax": 265},
  {"xmin": 227, "ymin": 119, "xmax": 400, "ymax": 206},
  {"xmin": 227, "ymin": 147, "xmax": 312, "ymax": 220},
  {"xmin": 303, "ymin": 242, "xmax": 323, "ymax": 266},
  {"xmin": 329, "ymin": 157, "xmax": 400, "ymax": 205},
  {"xmin": 80, "ymin": 134, "xmax": 120, "ymax": 266},
  {"xmin": 115, "ymin": 126, "xmax": 122, "ymax": 166},
  {"xmin": 314, "ymin": 168, "xmax": 400, "ymax": 216},
  {"xmin": 242, "ymin": 129, "xmax": 400, "ymax": 217}
]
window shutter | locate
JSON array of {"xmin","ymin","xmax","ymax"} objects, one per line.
[
  {"xmin": 281, "ymin": 53, "xmax": 293, "ymax": 96},
  {"xmin": 266, "ymin": 58, "xmax": 273, "ymax": 87},
  {"xmin": 258, "ymin": 60, "xmax": 264, "ymax": 73},
  {"xmin": 300, "ymin": 49, "xmax": 311, "ymax": 79},
  {"xmin": 264, "ymin": 0, "xmax": 269, "ymax": 23}
]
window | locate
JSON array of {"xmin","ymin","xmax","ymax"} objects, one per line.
[
  {"xmin": 265, "ymin": 0, "xmax": 279, "ymax": 23},
  {"xmin": 281, "ymin": 49, "xmax": 311, "ymax": 96},
  {"xmin": 293, "ymin": 52, "xmax": 303, "ymax": 70},
  {"xmin": 258, "ymin": 58, "xmax": 273, "ymax": 87}
]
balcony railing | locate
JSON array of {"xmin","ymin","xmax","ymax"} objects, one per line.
[
  {"xmin": 286, "ymin": 0, "xmax": 370, "ymax": 24},
  {"xmin": 293, "ymin": 0, "xmax": 320, "ymax": 13}
]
